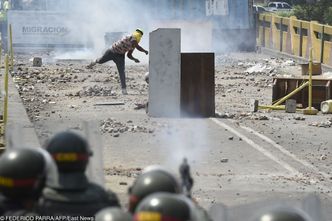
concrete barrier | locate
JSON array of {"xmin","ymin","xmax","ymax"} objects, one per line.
[
  {"xmin": 148, "ymin": 28, "xmax": 181, "ymax": 118},
  {"xmin": 148, "ymin": 28, "xmax": 215, "ymax": 118}
]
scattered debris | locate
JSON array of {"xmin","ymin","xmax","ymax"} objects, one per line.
[
  {"xmin": 100, "ymin": 118, "xmax": 155, "ymax": 137},
  {"xmin": 294, "ymin": 116, "xmax": 305, "ymax": 121},
  {"xmin": 94, "ymin": 102, "xmax": 125, "ymax": 106},
  {"xmin": 320, "ymin": 154, "xmax": 328, "ymax": 161},
  {"xmin": 249, "ymin": 115, "xmax": 269, "ymax": 120},
  {"xmin": 245, "ymin": 63, "xmax": 274, "ymax": 75},
  {"xmin": 282, "ymin": 60, "xmax": 295, "ymax": 66},
  {"xmin": 309, "ymin": 120, "xmax": 332, "ymax": 128},
  {"xmin": 104, "ymin": 167, "xmax": 142, "ymax": 178},
  {"xmin": 76, "ymin": 85, "xmax": 116, "ymax": 97},
  {"xmin": 134, "ymin": 102, "xmax": 147, "ymax": 110},
  {"xmin": 215, "ymin": 112, "xmax": 235, "ymax": 119},
  {"xmin": 220, "ymin": 159, "xmax": 229, "ymax": 163}
]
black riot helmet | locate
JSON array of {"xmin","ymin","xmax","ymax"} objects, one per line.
[
  {"xmin": 252, "ymin": 207, "xmax": 309, "ymax": 221},
  {"xmin": 0, "ymin": 148, "xmax": 46, "ymax": 199},
  {"xmin": 45, "ymin": 131, "xmax": 92, "ymax": 190},
  {"xmin": 95, "ymin": 207, "xmax": 132, "ymax": 221},
  {"xmin": 134, "ymin": 193, "xmax": 190, "ymax": 221},
  {"xmin": 128, "ymin": 166, "xmax": 181, "ymax": 213},
  {"xmin": 46, "ymin": 131, "xmax": 91, "ymax": 173}
]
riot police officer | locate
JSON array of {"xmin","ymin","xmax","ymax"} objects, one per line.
[
  {"xmin": 128, "ymin": 166, "xmax": 181, "ymax": 213},
  {"xmin": 37, "ymin": 131, "xmax": 120, "ymax": 215},
  {"xmin": 128, "ymin": 165, "xmax": 212, "ymax": 221},
  {"xmin": 0, "ymin": 148, "xmax": 46, "ymax": 215},
  {"xmin": 251, "ymin": 207, "xmax": 310, "ymax": 221},
  {"xmin": 133, "ymin": 192, "xmax": 191, "ymax": 221},
  {"xmin": 95, "ymin": 207, "xmax": 132, "ymax": 221}
]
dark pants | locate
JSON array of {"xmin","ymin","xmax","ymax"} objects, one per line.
[{"xmin": 96, "ymin": 49, "xmax": 126, "ymax": 89}]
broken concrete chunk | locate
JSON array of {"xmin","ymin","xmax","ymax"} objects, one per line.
[
  {"xmin": 33, "ymin": 57, "xmax": 42, "ymax": 67},
  {"xmin": 220, "ymin": 159, "xmax": 229, "ymax": 163},
  {"xmin": 285, "ymin": 99, "xmax": 296, "ymax": 113},
  {"xmin": 250, "ymin": 99, "xmax": 259, "ymax": 112}
]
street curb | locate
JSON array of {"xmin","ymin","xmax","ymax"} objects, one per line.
[
  {"xmin": 2, "ymin": 72, "xmax": 40, "ymax": 148},
  {"xmin": 261, "ymin": 47, "xmax": 332, "ymax": 71}
]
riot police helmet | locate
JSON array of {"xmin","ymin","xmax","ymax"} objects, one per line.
[
  {"xmin": 0, "ymin": 148, "xmax": 46, "ymax": 199},
  {"xmin": 134, "ymin": 192, "xmax": 190, "ymax": 221},
  {"xmin": 128, "ymin": 165, "xmax": 181, "ymax": 213},
  {"xmin": 95, "ymin": 207, "xmax": 132, "ymax": 221},
  {"xmin": 252, "ymin": 207, "xmax": 310, "ymax": 221},
  {"xmin": 46, "ymin": 131, "xmax": 91, "ymax": 173}
]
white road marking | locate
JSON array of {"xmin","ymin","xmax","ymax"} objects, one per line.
[
  {"xmin": 210, "ymin": 118, "xmax": 300, "ymax": 175},
  {"xmin": 240, "ymin": 125, "xmax": 331, "ymax": 179},
  {"xmin": 211, "ymin": 118, "xmax": 332, "ymax": 196}
]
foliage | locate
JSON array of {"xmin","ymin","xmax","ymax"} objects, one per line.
[
  {"xmin": 323, "ymin": 7, "xmax": 332, "ymax": 25},
  {"xmin": 293, "ymin": 0, "xmax": 332, "ymax": 25},
  {"xmin": 275, "ymin": 11, "xmax": 294, "ymax": 18}
]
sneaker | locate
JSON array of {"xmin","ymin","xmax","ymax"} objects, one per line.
[{"xmin": 122, "ymin": 88, "xmax": 128, "ymax": 95}]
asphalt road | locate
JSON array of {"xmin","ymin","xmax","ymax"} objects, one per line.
[{"xmin": 4, "ymin": 53, "xmax": 332, "ymax": 220}]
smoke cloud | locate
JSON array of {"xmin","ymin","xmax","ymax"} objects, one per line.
[
  {"xmin": 11, "ymin": 0, "xmax": 256, "ymax": 58},
  {"xmin": 33, "ymin": 0, "xmax": 215, "ymax": 60},
  {"xmin": 156, "ymin": 120, "xmax": 211, "ymax": 172}
]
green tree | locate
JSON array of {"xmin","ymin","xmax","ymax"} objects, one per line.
[
  {"xmin": 293, "ymin": 0, "xmax": 332, "ymax": 24},
  {"xmin": 323, "ymin": 7, "xmax": 332, "ymax": 25}
]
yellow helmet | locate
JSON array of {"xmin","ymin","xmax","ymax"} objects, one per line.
[{"xmin": 133, "ymin": 28, "xmax": 144, "ymax": 43}]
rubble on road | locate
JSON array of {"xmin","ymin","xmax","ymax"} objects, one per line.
[
  {"xmin": 10, "ymin": 53, "xmax": 332, "ymax": 194},
  {"xmin": 245, "ymin": 63, "xmax": 274, "ymax": 75},
  {"xmin": 216, "ymin": 112, "xmax": 269, "ymax": 121},
  {"xmin": 294, "ymin": 116, "xmax": 305, "ymax": 121},
  {"xmin": 309, "ymin": 119, "xmax": 332, "ymax": 128},
  {"xmin": 104, "ymin": 167, "xmax": 142, "ymax": 178},
  {"xmin": 220, "ymin": 158, "xmax": 229, "ymax": 163},
  {"xmin": 100, "ymin": 118, "xmax": 155, "ymax": 137},
  {"xmin": 215, "ymin": 112, "xmax": 236, "ymax": 119},
  {"xmin": 74, "ymin": 85, "xmax": 116, "ymax": 97},
  {"xmin": 134, "ymin": 102, "xmax": 148, "ymax": 110}
]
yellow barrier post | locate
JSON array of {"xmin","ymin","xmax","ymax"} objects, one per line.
[
  {"xmin": 9, "ymin": 24, "xmax": 13, "ymax": 71},
  {"xmin": 0, "ymin": 54, "xmax": 8, "ymax": 151},
  {"xmin": 303, "ymin": 48, "xmax": 318, "ymax": 115},
  {"xmin": 3, "ymin": 54, "xmax": 8, "ymax": 127},
  {"xmin": 0, "ymin": 41, "xmax": 2, "ymax": 67},
  {"xmin": 272, "ymin": 81, "xmax": 309, "ymax": 107}
]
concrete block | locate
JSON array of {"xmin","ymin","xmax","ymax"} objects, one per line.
[
  {"xmin": 250, "ymin": 99, "xmax": 259, "ymax": 112},
  {"xmin": 148, "ymin": 28, "xmax": 181, "ymax": 117},
  {"xmin": 33, "ymin": 57, "xmax": 42, "ymax": 67},
  {"xmin": 285, "ymin": 99, "xmax": 296, "ymax": 113}
]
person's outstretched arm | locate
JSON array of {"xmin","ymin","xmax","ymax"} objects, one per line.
[
  {"xmin": 127, "ymin": 49, "xmax": 140, "ymax": 63},
  {"xmin": 133, "ymin": 41, "xmax": 148, "ymax": 55}
]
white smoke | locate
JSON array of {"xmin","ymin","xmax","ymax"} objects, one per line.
[
  {"xmin": 11, "ymin": 0, "xmax": 255, "ymax": 58},
  {"xmin": 156, "ymin": 120, "xmax": 211, "ymax": 172},
  {"xmin": 46, "ymin": 0, "xmax": 217, "ymax": 60}
]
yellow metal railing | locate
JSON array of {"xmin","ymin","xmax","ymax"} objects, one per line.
[
  {"xmin": 257, "ymin": 14, "xmax": 332, "ymax": 66},
  {"xmin": 9, "ymin": 24, "xmax": 13, "ymax": 70},
  {"xmin": 0, "ymin": 54, "xmax": 9, "ymax": 151},
  {"xmin": 0, "ymin": 23, "xmax": 14, "ymax": 152},
  {"xmin": 3, "ymin": 54, "xmax": 8, "ymax": 127}
]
